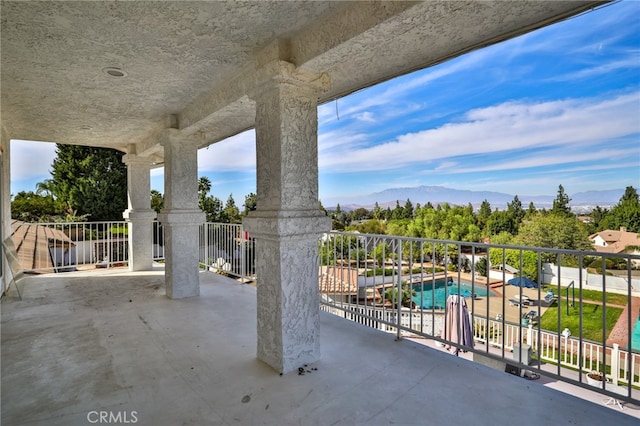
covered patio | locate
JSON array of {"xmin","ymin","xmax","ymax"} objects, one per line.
[
  {"xmin": 2, "ymin": 0, "xmax": 608, "ymax": 374},
  {"xmin": 5, "ymin": 2, "xmax": 635, "ymax": 424},
  {"xmin": 2, "ymin": 269, "xmax": 637, "ymax": 425}
]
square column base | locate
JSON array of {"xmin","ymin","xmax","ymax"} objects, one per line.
[
  {"xmin": 244, "ymin": 212, "xmax": 331, "ymax": 373},
  {"xmin": 158, "ymin": 210, "xmax": 205, "ymax": 299},
  {"xmin": 123, "ymin": 209, "xmax": 157, "ymax": 271}
]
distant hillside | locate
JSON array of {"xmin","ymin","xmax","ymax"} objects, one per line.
[{"xmin": 323, "ymin": 185, "xmax": 625, "ymax": 212}]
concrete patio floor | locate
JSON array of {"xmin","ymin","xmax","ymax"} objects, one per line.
[{"xmin": 2, "ymin": 268, "xmax": 638, "ymax": 426}]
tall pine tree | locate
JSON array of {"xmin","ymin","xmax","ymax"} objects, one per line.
[
  {"xmin": 551, "ymin": 184, "xmax": 572, "ymax": 216},
  {"xmin": 50, "ymin": 144, "xmax": 127, "ymax": 221},
  {"xmin": 600, "ymin": 186, "xmax": 640, "ymax": 233}
]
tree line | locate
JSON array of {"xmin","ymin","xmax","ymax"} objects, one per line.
[
  {"xmin": 11, "ymin": 145, "xmax": 640, "ymax": 254},
  {"xmin": 327, "ymin": 184, "xmax": 640, "ymax": 251},
  {"xmin": 321, "ymin": 186, "xmax": 639, "ymax": 282},
  {"xmin": 11, "ymin": 145, "xmax": 257, "ymax": 223}
]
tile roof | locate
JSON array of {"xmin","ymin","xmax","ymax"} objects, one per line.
[
  {"xmin": 8, "ymin": 220, "xmax": 75, "ymax": 273},
  {"xmin": 590, "ymin": 228, "xmax": 640, "ymax": 254},
  {"xmin": 319, "ymin": 266, "xmax": 359, "ymax": 295}
]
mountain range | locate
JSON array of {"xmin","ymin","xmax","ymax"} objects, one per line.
[{"xmin": 323, "ymin": 186, "xmax": 625, "ymax": 212}]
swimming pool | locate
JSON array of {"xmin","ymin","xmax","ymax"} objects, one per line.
[
  {"xmin": 631, "ymin": 317, "xmax": 640, "ymax": 352},
  {"xmin": 411, "ymin": 279, "xmax": 496, "ymax": 310}
]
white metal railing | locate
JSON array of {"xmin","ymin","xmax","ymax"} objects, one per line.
[
  {"xmin": 153, "ymin": 221, "xmax": 165, "ymax": 261},
  {"xmin": 10, "ymin": 221, "xmax": 130, "ymax": 273},
  {"xmin": 7, "ymin": 220, "xmax": 254, "ymax": 282},
  {"xmin": 198, "ymin": 222, "xmax": 255, "ymax": 282},
  {"xmin": 8, "ymin": 222, "xmax": 639, "ymax": 402},
  {"xmin": 319, "ymin": 231, "xmax": 640, "ymax": 404}
]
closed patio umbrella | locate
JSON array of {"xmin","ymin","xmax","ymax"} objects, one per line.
[{"xmin": 441, "ymin": 295, "xmax": 474, "ymax": 356}]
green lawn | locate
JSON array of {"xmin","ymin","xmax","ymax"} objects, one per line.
[
  {"xmin": 541, "ymin": 285, "xmax": 628, "ymax": 306},
  {"xmin": 539, "ymin": 302, "xmax": 623, "ymax": 343}
]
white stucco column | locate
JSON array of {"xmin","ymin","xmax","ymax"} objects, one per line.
[
  {"xmin": 122, "ymin": 153, "xmax": 156, "ymax": 271},
  {"xmin": 1, "ymin": 127, "xmax": 11, "ymax": 295},
  {"xmin": 156, "ymin": 130, "xmax": 205, "ymax": 299},
  {"xmin": 244, "ymin": 60, "xmax": 331, "ymax": 373}
]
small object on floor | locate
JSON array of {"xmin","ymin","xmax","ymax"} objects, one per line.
[{"xmin": 604, "ymin": 397, "xmax": 624, "ymax": 410}]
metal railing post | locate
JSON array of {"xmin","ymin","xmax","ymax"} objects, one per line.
[{"xmin": 396, "ymin": 238, "xmax": 402, "ymax": 341}]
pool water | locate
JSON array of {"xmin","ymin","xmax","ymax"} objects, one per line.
[
  {"xmin": 632, "ymin": 317, "xmax": 640, "ymax": 351},
  {"xmin": 411, "ymin": 279, "xmax": 496, "ymax": 310}
]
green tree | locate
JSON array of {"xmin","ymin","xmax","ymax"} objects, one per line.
[
  {"xmin": 196, "ymin": 176, "xmax": 223, "ymax": 222},
  {"xmin": 11, "ymin": 191, "xmax": 62, "ymax": 221},
  {"xmin": 404, "ymin": 199, "xmax": 414, "ymax": 219},
  {"xmin": 477, "ymin": 199, "xmax": 492, "ymax": 232},
  {"xmin": 373, "ymin": 202, "xmax": 382, "ymax": 220},
  {"xmin": 386, "ymin": 219, "xmax": 410, "ymax": 237},
  {"xmin": 150, "ymin": 190, "xmax": 164, "ymax": 214},
  {"xmin": 485, "ymin": 210, "xmax": 516, "ymax": 237},
  {"xmin": 489, "ymin": 231, "xmax": 514, "ymax": 245},
  {"xmin": 488, "ymin": 247, "xmax": 539, "ymax": 281},
  {"xmin": 200, "ymin": 194, "xmax": 223, "ymax": 222},
  {"xmin": 507, "ymin": 195, "xmax": 525, "ymax": 226},
  {"xmin": 351, "ymin": 207, "xmax": 371, "ymax": 222},
  {"xmin": 198, "ymin": 176, "xmax": 212, "ymax": 196},
  {"xmin": 474, "ymin": 257, "xmax": 488, "ymax": 277},
  {"xmin": 391, "ymin": 200, "xmax": 404, "ymax": 220},
  {"xmin": 372, "ymin": 242, "xmax": 391, "ymax": 266},
  {"xmin": 50, "ymin": 144, "xmax": 127, "ymax": 221},
  {"xmin": 384, "ymin": 284, "xmax": 416, "ymax": 308},
  {"xmin": 319, "ymin": 200, "xmax": 327, "ymax": 215},
  {"xmin": 35, "ymin": 178, "xmax": 56, "ymax": 198},
  {"xmin": 525, "ymin": 202, "xmax": 537, "ymax": 219},
  {"xmin": 589, "ymin": 206, "xmax": 609, "ymax": 232},
  {"xmin": 514, "ymin": 212, "xmax": 592, "ymax": 262},
  {"xmin": 243, "ymin": 192, "xmax": 257, "ymax": 216},
  {"xmin": 551, "ymin": 184, "xmax": 572, "ymax": 216},
  {"xmin": 347, "ymin": 219, "xmax": 386, "ymax": 234},
  {"xmin": 223, "ymin": 194, "xmax": 241, "ymax": 224},
  {"xmin": 599, "ymin": 186, "xmax": 640, "ymax": 233}
]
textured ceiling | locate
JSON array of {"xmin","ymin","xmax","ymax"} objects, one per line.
[{"xmin": 0, "ymin": 1, "xmax": 604, "ymax": 160}]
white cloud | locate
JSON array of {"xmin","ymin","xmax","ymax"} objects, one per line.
[
  {"xmin": 197, "ymin": 130, "xmax": 256, "ymax": 172},
  {"xmin": 428, "ymin": 150, "xmax": 637, "ymax": 176},
  {"xmin": 355, "ymin": 111, "xmax": 376, "ymax": 123},
  {"xmin": 319, "ymin": 91, "xmax": 640, "ymax": 172},
  {"xmin": 318, "ymin": 130, "xmax": 370, "ymax": 153},
  {"xmin": 10, "ymin": 140, "xmax": 57, "ymax": 181},
  {"xmin": 547, "ymin": 58, "xmax": 639, "ymax": 82}
]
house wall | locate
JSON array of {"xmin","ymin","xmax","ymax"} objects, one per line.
[
  {"xmin": 460, "ymin": 252, "xmax": 486, "ymax": 268},
  {"xmin": 488, "ymin": 269, "xmax": 516, "ymax": 282},
  {"xmin": 591, "ymin": 236, "xmax": 607, "ymax": 247}
]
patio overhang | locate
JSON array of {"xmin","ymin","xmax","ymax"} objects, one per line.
[{"xmin": 1, "ymin": 1, "xmax": 605, "ymax": 154}]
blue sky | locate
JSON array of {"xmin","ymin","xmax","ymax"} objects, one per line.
[{"xmin": 11, "ymin": 1, "xmax": 640, "ymax": 206}]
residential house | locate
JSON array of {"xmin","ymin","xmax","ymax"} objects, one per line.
[{"xmin": 590, "ymin": 227, "xmax": 640, "ymax": 267}]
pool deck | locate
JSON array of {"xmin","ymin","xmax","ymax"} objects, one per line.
[
  {"xmin": 608, "ymin": 296, "xmax": 640, "ymax": 348},
  {"xmin": 437, "ymin": 272, "xmax": 551, "ymax": 326}
]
